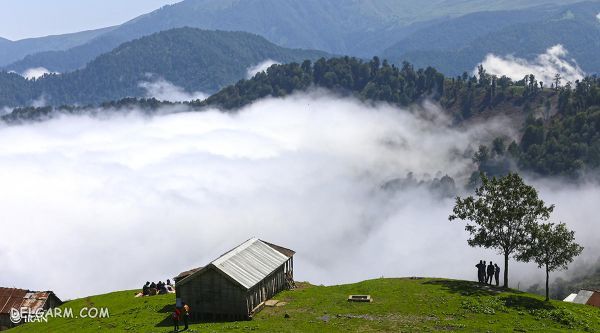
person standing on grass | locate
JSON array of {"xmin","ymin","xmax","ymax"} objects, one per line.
[
  {"xmin": 183, "ymin": 302, "xmax": 190, "ymax": 330},
  {"xmin": 476, "ymin": 260, "xmax": 484, "ymax": 283},
  {"xmin": 487, "ymin": 261, "xmax": 495, "ymax": 284},
  {"xmin": 173, "ymin": 307, "xmax": 181, "ymax": 332},
  {"xmin": 481, "ymin": 260, "xmax": 487, "ymax": 283},
  {"xmin": 494, "ymin": 264, "xmax": 500, "ymax": 286}
]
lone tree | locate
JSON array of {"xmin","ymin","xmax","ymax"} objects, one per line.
[
  {"xmin": 517, "ymin": 222, "xmax": 583, "ymax": 301},
  {"xmin": 449, "ymin": 173, "xmax": 554, "ymax": 288}
]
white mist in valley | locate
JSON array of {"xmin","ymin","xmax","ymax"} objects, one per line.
[
  {"xmin": 139, "ymin": 77, "xmax": 208, "ymax": 102},
  {"xmin": 0, "ymin": 93, "xmax": 596, "ymax": 299},
  {"xmin": 477, "ymin": 44, "xmax": 585, "ymax": 84},
  {"xmin": 246, "ymin": 59, "xmax": 280, "ymax": 79},
  {"xmin": 19, "ymin": 67, "xmax": 58, "ymax": 80}
]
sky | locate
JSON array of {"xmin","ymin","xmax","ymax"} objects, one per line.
[{"xmin": 0, "ymin": 0, "xmax": 182, "ymax": 40}]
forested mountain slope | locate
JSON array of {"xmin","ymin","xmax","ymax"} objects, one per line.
[
  {"xmin": 383, "ymin": 1, "xmax": 600, "ymax": 75},
  {"xmin": 0, "ymin": 28, "xmax": 327, "ymax": 107},
  {"xmin": 3, "ymin": 0, "xmax": 588, "ymax": 73}
]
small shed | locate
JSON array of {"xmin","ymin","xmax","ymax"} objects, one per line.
[
  {"xmin": 176, "ymin": 238, "xmax": 294, "ymax": 321},
  {"xmin": 567, "ymin": 289, "xmax": 600, "ymax": 308},
  {"xmin": 0, "ymin": 288, "xmax": 62, "ymax": 330}
]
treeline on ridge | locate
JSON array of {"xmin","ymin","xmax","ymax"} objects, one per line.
[{"xmin": 4, "ymin": 56, "xmax": 600, "ymax": 179}]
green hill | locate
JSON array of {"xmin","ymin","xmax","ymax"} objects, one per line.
[
  {"xmin": 0, "ymin": 28, "xmax": 327, "ymax": 107},
  {"xmin": 12, "ymin": 278, "xmax": 600, "ymax": 332}
]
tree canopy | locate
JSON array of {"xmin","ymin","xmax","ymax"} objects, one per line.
[
  {"xmin": 449, "ymin": 173, "xmax": 554, "ymax": 288},
  {"xmin": 517, "ymin": 222, "xmax": 583, "ymax": 301}
]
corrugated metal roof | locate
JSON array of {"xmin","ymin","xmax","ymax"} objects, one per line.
[
  {"xmin": 175, "ymin": 266, "xmax": 203, "ymax": 281},
  {"xmin": 563, "ymin": 293, "xmax": 578, "ymax": 302},
  {"xmin": 0, "ymin": 288, "xmax": 56, "ymax": 314},
  {"xmin": 178, "ymin": 238, "xmax": 292, "ymax": 290},
  {"xmin": 212, "ymin": 238, "xmax": 289, "ymax": 290},
  {"xmin": 572, "ymin": 290, "xmax": 594, "ymax": 305},
  {"xmin": 0, "ymin": 288, "xmax": 28, "ymax": 314}
]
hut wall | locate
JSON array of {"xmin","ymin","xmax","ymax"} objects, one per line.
[
  {"xmin": 178, "ymin": 256, "xmax": 295, "ymax": 321},
  {"xmin": 587, "ymin": 292, "xmax": 600, "ymax": 308},
  {"xmin": 44, "ymin": 294, "xmax": 62, "ymax": 310},
  {"xmin": 178, "ymin": 267, "xmax": 247, "ymax": 321},
  {"xmin": 0, "ymin": 314, "xmax": 15, "ymax": 331},
  {"xmin": 245, "ymin": 260, "xmax": 291, "ymax": 314}
]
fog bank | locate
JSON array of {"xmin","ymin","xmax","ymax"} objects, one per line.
[
  {"xmin": 0, "ymin": 93, "xmax": 596, "ymax": 299},
  {"xmin": 477, "ymin": 44, "xmax": 585, "ymax": 84}
]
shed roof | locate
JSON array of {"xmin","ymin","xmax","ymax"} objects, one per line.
[
  {"xmin": 571, "ymin": 289, "xmax": 600, "ymax": 307},
  {"xmin": 177, "ymin": 238, "xmax": 293, "ymax": 290},
  {"xmin": 0, "ymin": 288, "xmax": 60, "ymax": 314},
  {"xmin": 563, "ymin": 293, "xmax": 578, "ymax": 302},
  {"xmin": 174, "ymin": 266, "xmax": 203, "ymax": 282}
]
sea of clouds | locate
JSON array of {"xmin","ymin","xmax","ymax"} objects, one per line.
[{"xmin": 0, "ymin": 91, "xmax": 597, "ymax": 299}]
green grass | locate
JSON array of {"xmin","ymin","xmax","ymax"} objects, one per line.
[{"xmin": 13, "ymin": 278, "xmax": 600, "ymax": 332}]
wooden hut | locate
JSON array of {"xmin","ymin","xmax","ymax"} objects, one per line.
[
  {"xmin": 175, "ymin": 238, "xmax": 294, "ymax": 321},
  {"xmin": 565, "ymin": 289, "xmax": 600, "ymax": 308},
  {"xmin": 0, "ymin": 288, "xmax": 62, "ymax": 331}
]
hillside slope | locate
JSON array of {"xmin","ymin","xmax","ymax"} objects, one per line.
[
  {"xmin": 12, "ymin": 278, "xmax": 600, "ymax": 332},
  {"xmin": 0, "ymin": 26, "xmax": 117, "ymax": 67},
  {"xmin": 0, "ymin": 28, "xmax": 327, "ymax": 107},
  {"xmin": 3, "ymin": 0, "xmax": 588, "ymax": 73},
  {"xmin": 382, "ymin": 1, "xmax": 600, "ymax": 75}
]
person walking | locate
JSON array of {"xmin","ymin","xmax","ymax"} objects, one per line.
[
  {"xmin": 494, "ymin": 264, "xmax": 500, "ymax": 286},
  {"xmin": 475, "ymin": 260, "xmax": 484, "ymax": 283},
  {"xmin": 183, "ymin": 302, "xmax": 190, "ymax": 330},
  {"xmin": 486, "ymin": 262, "xmax": 495, "ymax": 284},
  {"xmin": 172, "ymin": 307, "xmax": 181, "ymax": 332}
]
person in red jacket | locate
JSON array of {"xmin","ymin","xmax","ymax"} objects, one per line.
[{"xmin": 172, "ymin": 307, "xmax": 181, "ymax": 332}]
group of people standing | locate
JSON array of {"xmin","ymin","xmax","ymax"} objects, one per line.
[
  {"xmin": 173, "ymin": 302, "xmax": 190, "ymax": 332},
  {"xmin": 476, "ymin": 260, "xmax": 500, "ymax": 286}
]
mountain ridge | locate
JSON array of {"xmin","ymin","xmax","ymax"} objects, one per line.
[
  {"xmin": 0, "ymin": 27, "xmax": 328, "ymax": 107},
  {"xmin": 3, "ymin": 0, "xmax": 590, "ymax": 73}
]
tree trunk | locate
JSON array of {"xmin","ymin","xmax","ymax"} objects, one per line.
[
  {"xmin": 545, "ymin": 264, "xmax": 550, "ymax": 302},
  {"xmin": 503, "ymin": 253, "xmax": 509, "ymax": 288}
]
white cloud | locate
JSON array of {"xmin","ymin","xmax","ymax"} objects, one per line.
[
  {"xmin": 596, "ymin": 12, "xmax": 600, "ymax": 23},
  {"xmin": 0, "ymin": 93, "xmax": 594, "ymax": 300},
  {"xmin": 0, "ymin": 107, "xmax": 11, "ymax": 116},
  {"xmin": 31, "ymin": 94, "xmax": 47, "ymax": 108},
  {"xmin": 21, "ymin": 67, "xmax": 57, "ymax": 80},
  {"xmin": 477, "ymin": 44, "xmax": 585, "ymax": 84},
  {"xmin": 246, "ymin": 59, "xmax": 280, "ymax": 79},
  {"xmin": 139, "ymin": 78, "xmax": 208, "ymax": 102}
]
